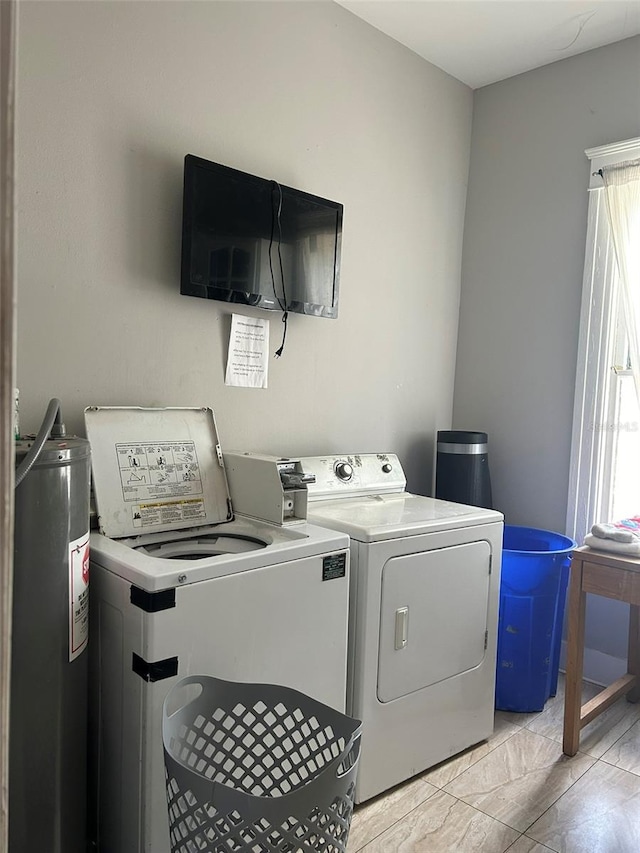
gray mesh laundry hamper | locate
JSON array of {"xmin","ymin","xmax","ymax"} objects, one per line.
[{"xmin": 163, "ymin": 675, "xmax": 362, "ymax": 853}]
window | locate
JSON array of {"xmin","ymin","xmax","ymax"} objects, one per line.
[
  {"xmin": 567, "ymin": 138, "xmax": 640, "ymax": 542},
  {"xmin": 608, "ymin": 326, "xmax": 640, "ymax": 521}
]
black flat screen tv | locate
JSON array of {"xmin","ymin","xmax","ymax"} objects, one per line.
[{"xmin": 180, "ymin": 155, "xmax": 343, "ymax": 319}]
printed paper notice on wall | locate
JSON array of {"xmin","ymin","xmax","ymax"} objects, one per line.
[{"xmin": 225, "ymin": 314, "xmax": 269, "ymax": 389}]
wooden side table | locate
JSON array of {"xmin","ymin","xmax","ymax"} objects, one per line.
[{"xmin": 562, "ymin": 545, "xmax": 640, "ymax": 756}]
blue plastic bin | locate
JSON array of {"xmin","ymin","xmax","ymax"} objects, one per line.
[{"xmin": 495, "ymin": 525, "xmax": 576, "ymax": 713}]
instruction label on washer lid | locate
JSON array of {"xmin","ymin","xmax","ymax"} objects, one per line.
[
  {"xmin": 69, "ymin": 531, "xmax": 90, "ymax": 661},
  {"xmin": 117, "ymin": 441, "xmax": 203, "ymax": 501},
  {"xmin": 132, "ymin": 497, "xmax": 207, "ymax": 528}
]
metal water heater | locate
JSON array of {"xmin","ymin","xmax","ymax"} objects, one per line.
[{"xmin": 10, "ymin": 403, "xmax": 91, "ymax": 853}]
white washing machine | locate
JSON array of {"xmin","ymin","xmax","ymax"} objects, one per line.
[
  {"xmin": 84, "ymin": 408, "xmax": 350, "ymax": 853},
  {"xmin": 296, "ymin": 452, "xmax": 504, "ymax": 804}
]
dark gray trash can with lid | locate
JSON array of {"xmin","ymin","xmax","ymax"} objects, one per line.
[{"xmin": 436, "ymin": 430, "xmax": 493, "ymax": 509}]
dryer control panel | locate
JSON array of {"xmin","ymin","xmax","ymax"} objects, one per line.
[{"xmin": 300, "ymin": 453, "xmax": 406, "ymax": 500}]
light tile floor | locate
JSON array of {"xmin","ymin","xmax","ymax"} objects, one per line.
[{"xmin": 347, "ymin": 676, "xmax": 640, "ymax": 852}]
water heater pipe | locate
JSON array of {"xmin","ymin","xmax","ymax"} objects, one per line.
[{"xmin": 14, "ymin": 397, "xmax": 65, "ymax": 488}]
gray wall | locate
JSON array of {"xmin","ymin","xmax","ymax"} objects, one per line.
[
  {"xmin": 455, "ymin": 35, "xmax": 640, "ymax": 533},
  {"xmin": 454, "ymin": 36, "xmax": 640, "ymax": 666},
  {"xmin": 16, "ymin": 0, "xmax": 472, "ymax": 495}
]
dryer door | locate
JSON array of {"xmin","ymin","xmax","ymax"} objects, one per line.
[{"xmin": 377, "ymin": 541, "xmax": 492, "ymax": 702}]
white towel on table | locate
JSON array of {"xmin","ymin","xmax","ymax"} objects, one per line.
[
  {"xmin": 591, "ymin": 516, "xmax": 640, "ymax": 543},
  {"xmin": 583, "ymin": 533, "xmax": 640, "ymax": 556}
]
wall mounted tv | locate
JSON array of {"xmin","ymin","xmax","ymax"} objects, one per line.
[{"xmin": 180, "ymin": 155, "xmax": 343, "ymax": 319}]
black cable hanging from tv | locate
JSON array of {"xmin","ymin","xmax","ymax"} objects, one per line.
[{"xmin": 269, "ymin": 180, "xmax": 288, "ymax": 357}]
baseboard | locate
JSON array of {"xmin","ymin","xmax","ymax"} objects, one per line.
[{"xmin": 559, "ymin": 640, "xmax": 627, "ymax": 688}]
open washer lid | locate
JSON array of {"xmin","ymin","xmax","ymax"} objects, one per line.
[{"xmin": 85, "ymin": 406, "xmax": 232, "ymax": 539}]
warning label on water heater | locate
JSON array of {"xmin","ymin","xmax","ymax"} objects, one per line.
[{"xmin": 69, "ymin": 531, "xmax": 90, "ymax": 662}]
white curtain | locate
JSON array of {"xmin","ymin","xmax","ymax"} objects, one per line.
[{"xmin": 601, "ymin": 159, "xmax": 640, "ymax": 404}]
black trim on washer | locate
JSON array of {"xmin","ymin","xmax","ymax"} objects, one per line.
[
  {"xmin": 130, "ymin": 585, "xmax": 176, "ymax": 612},
  {"xmin": 132, "ymin": 653, "xmax": 178, "ymax": 682}
]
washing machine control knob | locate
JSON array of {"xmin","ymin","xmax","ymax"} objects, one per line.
[
  {"xmin": 382, "ymin": 463, "xmax": 392, "ymax": 473},
  {"xmin": 335, "ymin": 461, "xmax": 353, "ymax": 481}
]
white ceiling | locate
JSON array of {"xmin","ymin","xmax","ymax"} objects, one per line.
[{"xmin": 335, "ymin": 1, "xmax": 640, "ymax": 88}]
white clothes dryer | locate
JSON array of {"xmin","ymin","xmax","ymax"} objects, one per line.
[
  {"xmin": 84, "ymin": 408, "xmax": 350, "ymax": 853},
  {"xmin": 297, "ymin": 452, "xmax": 504, "ymax": 804}
]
